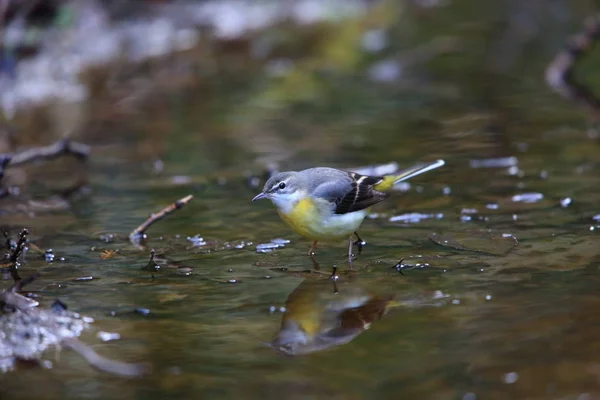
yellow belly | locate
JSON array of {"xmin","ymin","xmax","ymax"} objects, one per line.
[{"xmin": 277, "ymin": 198, "xmax": 368, "ymax": 242}]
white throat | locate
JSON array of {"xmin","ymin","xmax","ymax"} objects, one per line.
[{"xmin": 269, "ymin": 190, "xmax": 305, "ymax": 214}]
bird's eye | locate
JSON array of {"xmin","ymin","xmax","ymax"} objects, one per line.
[{"xmin": 278, "ymin": 182, "xmax": 286, "ymax": 190}]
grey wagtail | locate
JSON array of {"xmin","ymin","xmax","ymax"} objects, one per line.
[{"xmin": 252, "ymin": 159, "xmax": 445, "ymax": 265}]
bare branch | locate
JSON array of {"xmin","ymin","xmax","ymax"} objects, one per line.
[
  {"xmin": 6, "ymin": 139, "xmax": 90, "ymax": 167},
  {"xmin": 129, "ymin": 195, "xmax": 193, "ymax": 243}
]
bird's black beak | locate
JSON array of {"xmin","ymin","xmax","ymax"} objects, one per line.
[{"xmin": 252, "ymin": 192, "xmax": 268, "ymax": 201}]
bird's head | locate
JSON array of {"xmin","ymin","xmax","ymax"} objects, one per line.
[{"xmin": 252, "ymin": 171, "xmax": 304, "ymax": 211}]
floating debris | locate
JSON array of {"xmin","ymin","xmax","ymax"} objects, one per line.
[
  {"xmin": 97, "ymin": 331, "xmax": 121, "ymax": 342},
  {"xmin": 469, "ymin": 156, "xmax": 518, "ymax": 169},
  {"xmin": 186, "ymin": 235, "xmax": 207, "ymax": 247},
  {"xmin": 256, "ymin": 238, "xmax": 291, "ymax": 253},
  {"xmin": 560, "ymin": 197, "xmax": 572, "ymax": 208},
  {"xmin": 432, "ymin": 290, "xmax": 449, "ymax": 300},
  {"xmin": 503, "ymin": 372, "xmax": 519, "ymax": 384},
  {"xmin": 389, "ymin": 213, "xmax": 443, "ymax": 223},
  {"xmin": 133, "ymin": 308, "xmax": 150, "ymax": 316},
  {"xmin": 511, "ymin": 193, "xmax": 544, "ymax": 203},
  {"xmin": 44, "ymin": 249, "xmax": 55, "ymax": 263},
  {"xmin": 73, "ymin": 276, "xmax": 94, "ymax": 282}
]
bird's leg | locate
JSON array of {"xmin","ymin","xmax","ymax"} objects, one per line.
[
  {"xmin": 347, "ymin": 236, "xmax": 354, "ymax": 268},
  {"xmin": 330, "ymin": 266, "xmax": 339, "ymax": 294},
  {"xmin": 353, "ymin": 231, "xmax": 366, "ymax": 255},
  {"xmin": 329, "ymin": 265, "xmax": 338, "ymax": 280},
  {"xmin": 307, "ymin": 240, "xmax": 318, "ymax": 256}
]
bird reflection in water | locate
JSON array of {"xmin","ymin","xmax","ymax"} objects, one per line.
[{"xmin": 269, "ymin": 276, "xmax": 396, "ymax": 355}]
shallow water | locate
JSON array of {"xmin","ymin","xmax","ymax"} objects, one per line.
[{"xmin": 2, "ymin": 1, "xmax": 600, "ymax": 399}]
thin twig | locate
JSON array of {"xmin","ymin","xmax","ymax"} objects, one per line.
[
  {"xmin": 129, "ymin": 195, "xmax": 193, "ymax": 243},
  {"xmin": 5, "ymin": 139, "xmax": 90, "ymax": 167},
  {"xmin": 546, "ymin": 15, "xmax": 600, "ymax": 121},
  {"xmin": 8, "ymin": 228, "xmax": 28, "ymax": 285},
  {"xmin": 140, "ymin": 249, "xmax": 160, "ymax": 279}
]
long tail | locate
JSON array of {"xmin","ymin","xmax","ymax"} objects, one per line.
[{"xmin": 374, "ymin": 159, "xmax": 445, "ymax": 191}]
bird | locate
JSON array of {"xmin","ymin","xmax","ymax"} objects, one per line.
[{"xmin": 252, "ymin": 159, "xmax": 445, "ymax": 266}]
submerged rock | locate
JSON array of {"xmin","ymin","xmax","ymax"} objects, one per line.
[
  {"xmin": 0, "ymin": 303, "xmax": 90, "ymax": 372},
  {"xmin": 0, "ymin": 291, "xmax": 147, "ymax": 376}
]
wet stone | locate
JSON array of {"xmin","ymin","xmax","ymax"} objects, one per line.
[{"xmin": 0, "ymin": 308, "xmax": 90, "ymax": 372}]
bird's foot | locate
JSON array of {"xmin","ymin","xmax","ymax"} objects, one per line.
[{"xmin": 353, "ymin": 239, "xmax": 366, "ymax": 255}]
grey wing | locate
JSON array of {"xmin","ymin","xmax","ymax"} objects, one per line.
[
  {"xmin": 311, "ymin": 178, "xmax": 354, "ymax": 210},
  {"xmin": 311, "ymin": 171, "xmax": 388, "ymax": 215}
]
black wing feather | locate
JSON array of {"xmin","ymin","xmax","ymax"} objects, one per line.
[{"xmin": 334, "ymin": 173, "xmax": 389, "ymax": 215}]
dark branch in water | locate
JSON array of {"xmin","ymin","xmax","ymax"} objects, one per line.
[
  {"xmin": 129, "ymin": 194, "xmax": 193, "ymax": 243},
  {"xmin": 5, "ymin": 139, "xmax": 90, "ymax": 167},
  {"xmin": 7, "ymin": 228, "xmax": 28, "ymax": 285},
  {"xmin": 141, "ymin": 249, "xmax": 160, "ymax": 279},
  {"xmin": 546, "ymin": 15, "xmax": 600, "ymax": 121}
]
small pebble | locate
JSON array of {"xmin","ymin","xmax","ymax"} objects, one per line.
[{"xmin": 134, "ymin": 308, "xmax": 151, "ymax": 316}]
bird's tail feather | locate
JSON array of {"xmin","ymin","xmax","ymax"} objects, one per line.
[{"xmin": 375, "ymin": 159, "xmax": 445, "ymax": 191}]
